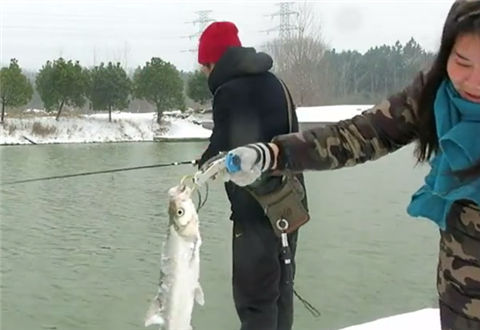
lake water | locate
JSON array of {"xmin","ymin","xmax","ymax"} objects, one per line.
[{"xmin": 0, "ymin": 142, "xmax": 439, "ymax": 330}]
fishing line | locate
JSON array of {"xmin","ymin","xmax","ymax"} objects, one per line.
[
  {"xmin": 195, "ymin": 186, "xmax": 203, "ymax": 211},
  {"xmin": 294, "ymin": 289, "xmax": 321, "ymax": 317},
  {"xmin": 2, "ymin": 160, "xmax": 198, "ymax": 185},
  {"xmin": 193, "ymin": 182, "xmax": 209, "ymax": 212},
  {"xmin": 199, "ymin": 183, "xmax": 209, "ymax": 211}
]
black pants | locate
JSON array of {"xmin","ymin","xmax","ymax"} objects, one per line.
[{"xmin": 232, "ymin": 216, "xmax": 298, "ymax": 330}]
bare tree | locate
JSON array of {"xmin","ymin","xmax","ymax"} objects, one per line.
[{"xmin": 263, "ymin": 3, "xmax": 328, "ymax": 106}]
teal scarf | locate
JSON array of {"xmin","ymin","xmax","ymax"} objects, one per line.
[{"xmin": 407, "ymin": 80, "xmax": 480, "ymax": 229}]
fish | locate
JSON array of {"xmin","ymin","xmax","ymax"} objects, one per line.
[{"xmin": 144, "ymin": 184, "xmax": 204, "ymax": 330}]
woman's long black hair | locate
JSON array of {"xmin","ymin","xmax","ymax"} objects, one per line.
[{"xmin": 416, "ymin": 0, "xmax": 480, "ymax": 179}]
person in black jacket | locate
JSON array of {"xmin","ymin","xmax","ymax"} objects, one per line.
[{"xmin": 197, "ymin": 21, "xmax": 307, "ymax": 330}]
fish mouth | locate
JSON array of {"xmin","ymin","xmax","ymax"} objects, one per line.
[{"xmin": 169, "ymin": 184, "xmax": 192, "ymax": 197}]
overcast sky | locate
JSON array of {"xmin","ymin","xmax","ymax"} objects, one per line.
[{"xmin": 0, "ymin": 0, "xmax": 455, "ymax": 73}]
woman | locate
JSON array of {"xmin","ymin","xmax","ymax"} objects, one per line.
[{"xmin": 223, "ymin": 1, "xmax": 480, "ymax": 329}]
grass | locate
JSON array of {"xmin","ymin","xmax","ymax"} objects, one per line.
[
  {"xmin": 0, "ymin": 122, "xmax": 18, "ymax": 134},
  {"xmin": 31, "ymin": 122, "xmax": 57, "ymax": 136}
]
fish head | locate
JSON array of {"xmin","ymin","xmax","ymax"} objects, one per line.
[{"xmin": 167, "ymin": 185, "xmax": 199, "ymax": 238}]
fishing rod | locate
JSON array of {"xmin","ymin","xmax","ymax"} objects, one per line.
[{"xmin": 2, "ymin": 160, "xmax": 198, "ymax": 185}]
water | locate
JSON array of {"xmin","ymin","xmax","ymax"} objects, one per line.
[{"xmin": 1, "ymin": 142, "xmax": 439, "ymax": 330}]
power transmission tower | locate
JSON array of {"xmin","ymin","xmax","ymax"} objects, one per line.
[
  {"xmin": 183, "ymin": 10, "xmax": 215, "ymax": 53},
  {"xmin": 264, "ymin": 2, "xmax": 299, "ymax": 39}
]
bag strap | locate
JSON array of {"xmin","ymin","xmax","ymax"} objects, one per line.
[{"xmin": 277, "ymin": 78, "xmax": 294, "ymax": 134}]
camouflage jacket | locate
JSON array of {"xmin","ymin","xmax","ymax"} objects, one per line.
[
  {"xmin": 272, "ymin": 73, "xmax": 480, "ymax": 230},
  {"xmin": 272, "ymin": 74, "xmax": 424, "ymax": 172},
  {"xmin": 272, "ymin": 72, "xmax": 480, "ymax": 320}
]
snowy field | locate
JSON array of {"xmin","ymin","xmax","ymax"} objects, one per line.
[
  {"xmin": 0, "ymin": 105, "xmax": 372, "ymax": 145},
  {"xmin": 0, "ymin": 111, "xmax": 211, "ymax": 145},
  {"xmin": 296, "ymin": 104, "xmax": 371, "ymax": 123},
  {"xmin": 340, "ymin": 308, "xmax": 440, "ymax": 330}
]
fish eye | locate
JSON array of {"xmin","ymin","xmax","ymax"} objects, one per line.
[{"xmin": 176, "ymin": 208, "xmax": 184, "ymax": 217}]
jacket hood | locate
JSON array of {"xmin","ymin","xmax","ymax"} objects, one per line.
[{"xmin": 208, "ymin": 46, "xmax": 273, "ymax": 93}]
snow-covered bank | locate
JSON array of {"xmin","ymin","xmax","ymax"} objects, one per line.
[
  {"xmin": 0, "ymin": 112, "xmax": 211, "ymax": 145},
  {"xmin": 0, "ymin": 105, "xmax": 373, "ymax": 145},
  {"xmin": 339, "ymin": 308, "xmax": 440, "ymax": 330},
  {"xmin": 296, "ymin": 104, "xmax": 372, "ymax": 123}
]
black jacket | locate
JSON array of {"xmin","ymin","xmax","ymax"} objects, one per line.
[{"xmin": 199, "ymin": 47, "xmax": 303, "ymax": 221}]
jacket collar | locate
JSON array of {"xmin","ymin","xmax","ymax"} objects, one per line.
[{"xmin": 208, "ymin": 46, "xmax": 273, "ymax": 93}]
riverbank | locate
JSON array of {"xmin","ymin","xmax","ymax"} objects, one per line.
[
  {"xmin": 0, "ymin": 105, "xmax": 372, "ymax": 145},
  {"xmin": 0, "ymin": 111, "xmax": 211, "ymax": 145}
]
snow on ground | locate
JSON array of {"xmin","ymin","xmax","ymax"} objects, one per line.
[
  {"xmin": 339, "ymin": 308, "xmax": 440, "ymax": 330},
  {"xmin": 0, "ymin": 105, "xmax": 373, "ymax": 145},
  {"xmin": 296, "ymin": 104, "xmax": 372, "ymax": 123},
  {"xmin": 24, "ymin": 108, "xmax": 48, "ymax": 114},
  {"xmin": 0, "ymin": 111, "xmax": 211, "ymax": 145},
  {"xmin": 161, "ymin": 117, "xmax": 211, "ymax": 140}
]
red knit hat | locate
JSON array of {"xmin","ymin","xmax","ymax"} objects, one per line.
[{"xmin": 198, "ymin": 21, "xmax": 242, "ymax": 65}]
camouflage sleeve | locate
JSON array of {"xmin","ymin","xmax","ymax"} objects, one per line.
[{"xmin": 272, "ymin": 73, "xmax": 426, "ymax": 172}]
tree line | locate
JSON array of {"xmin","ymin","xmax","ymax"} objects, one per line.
[
  {"xmin": 1, "ymin": 37, "xmax": 434, "ymax": 124},
  {"xmin": 266, "ymin": 36, "xmax": 434, "ymax": 106},
  {"xmin": 0, "ymin": 57, "xmax": 190, "ymax": 124},
  {"xmin": 317, "ymin": 38, "xmax": 434, "ymax": 105},
  {"xmin": 260, "ymin": 3, "xmax": 436, "ymax": 106}
]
